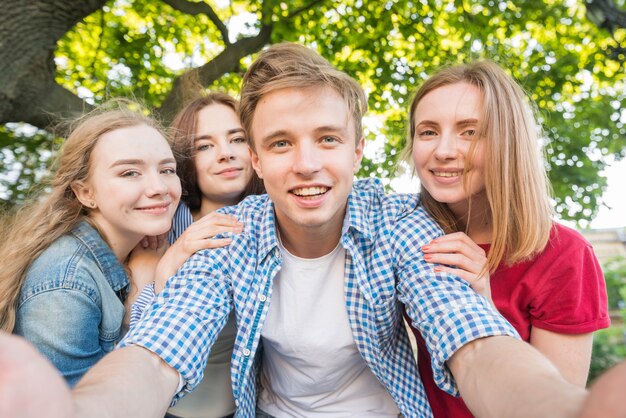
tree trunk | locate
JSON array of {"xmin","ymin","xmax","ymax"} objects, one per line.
[{"xmin": 0, "ymin": 0, "xmax": 104, "ymax": 129}]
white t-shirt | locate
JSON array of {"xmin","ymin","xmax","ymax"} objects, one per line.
[{"xmin": 258, "ymin": 241, "xmax": 400, "ymax": 417}]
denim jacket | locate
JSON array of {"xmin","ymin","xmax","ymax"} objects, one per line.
[{"xmin": 14, "ymin": 221, "xmax": 129, "ymax": 386}]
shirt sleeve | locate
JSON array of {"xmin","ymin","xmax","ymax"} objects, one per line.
[
  {"xmin": 394, "ymin": 208, "xmax": 519, "ymax": 397},
  {"xmin": 528, "ymin": 229, "xmax": 610, "ymax": 333},
  {"xmin": 129, "ymin": 282, "xmax": 156, "ymax": 329},
  {"xmin": 118, "ymin": 246, "xmax": 233, "ymax": 403}
]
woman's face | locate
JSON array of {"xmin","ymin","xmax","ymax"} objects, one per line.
[
  {"xmin": 193, "ymin": 103, "xmax": 253, "ymax": 212},
  {"xmin": 79, "ymin": 124, "xmax": 181, "ymax": 252},
  {"xmin": 411, "ymin": 82, "xmax": 487, "ymax": 216}
]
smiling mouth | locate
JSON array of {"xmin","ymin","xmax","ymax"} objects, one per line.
[
  {"xmin": 432, "ymin": 171, "xmax": 463, "ymax": 178},
  {"xmin": 291, "ymin": 186, "xmax": 329, "ymax": 199},
  {"xmin": 216, "ymin": 168, "xmax": 242, "ymax": 175},
  {"xmin": 135, "ymin": 203, "xmax": 170, "ymax": 213}
]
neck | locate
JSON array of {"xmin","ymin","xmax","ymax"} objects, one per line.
[
  {"xmin": 279, "ymin": 227, "xmax": 342, "ymax": 259},
  {"xmin": 276, "ymin": 211, "xmax": 345, "ymax": 259},
  {"xmin": 449, "ymin": 192, "xmax": 492, "ymax": 244},
  {"xmin": 196, "ymin": 197, "xmax": 237, "ymax": 220},
  {"xmin": 89, "ymin": 216, "xmax": 136, "ymax": 262}
]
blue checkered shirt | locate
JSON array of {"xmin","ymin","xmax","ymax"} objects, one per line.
[{"xmin": 120, "ymin": 178, "xmax": 518, "ymax": 418}]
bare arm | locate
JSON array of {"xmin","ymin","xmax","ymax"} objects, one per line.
[
  {"xmin": 530, "ymin": 328, "xmax": 593, "ymax": 387},
  {"xmin": 449, "ymin": 336, "xmax": 587, "ymax": 418},
  {"xmin": 72, "ymin": 345, "xmax": 179, "ymax": 418}
]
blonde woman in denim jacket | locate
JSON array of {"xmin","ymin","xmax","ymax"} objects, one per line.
[{"xmin": 0, "ymin": 105, "xmax": 181, "ymax": 386}]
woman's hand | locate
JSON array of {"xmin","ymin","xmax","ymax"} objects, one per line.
[
  {"xmin": 154, "ymin": 213, "xmax": 243, "ymax": 292},
  {"xmin": 421, "ymin": 232, "xmax": 493, "ymax": 304}
]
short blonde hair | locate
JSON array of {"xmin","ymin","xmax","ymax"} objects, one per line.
[
  {"xmin": 404, "ymin": 61, "xmax": 553, "ymax": 272},
  {"xmin": 240, "ymin": 43, "xmax": 367, "ymax": 149}
]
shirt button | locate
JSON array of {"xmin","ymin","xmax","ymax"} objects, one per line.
[
  {"xmin": 259, "ymin": 295, "xmax": 267, "ymax": 302},
  {"xmin": 243, "ymin": 348, "xmax": 251, "ymax": 356},
  {"xmin": 235, "ymin": 400, "xmax": 239, "ymax": 407}
]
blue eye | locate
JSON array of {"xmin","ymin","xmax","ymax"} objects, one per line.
[
  {"xmin": 196, "ymin": 143, "xmax": 213, "ymax": 151},
  {"xmin": 121, "ymin": 170, "xmax": 140, "ymax": 177},
  {"xmin": 232, "ymin": 136, "xmax": 246, "ymax": 144},
  {"xmin": 272, "ymin": 140, "xmax": 289, "ymax": 148}
]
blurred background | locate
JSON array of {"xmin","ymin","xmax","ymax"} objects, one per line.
[{"xmin": 1, "ymin": 0, "xmax": 624, "ymax": 383}]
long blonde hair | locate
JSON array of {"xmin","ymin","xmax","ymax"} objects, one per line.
[
  {"xmin": 0, "ymin": 105, "xmax": 162, "ymax": 331},
  {"xmin": 404, "ymin": 61, "xmax": 553, "ymax": 272}
]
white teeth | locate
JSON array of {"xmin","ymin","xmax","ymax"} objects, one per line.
[
  {"xmin": 292, "ymin": 186, "xmax": 328, "ymax": 196},
  {"xmin": 433, "ymin": 171, "xmax": 462, "ymax": 177}
]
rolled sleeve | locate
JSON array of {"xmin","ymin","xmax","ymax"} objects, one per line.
[{"xmin": 394, "ymin": 209, "xmax": 519, "ymax": 396}]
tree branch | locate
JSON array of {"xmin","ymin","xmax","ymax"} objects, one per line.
[
  {"xmin": 586, "ymin": 0, "xmax": 626, "ymax": 32},
  {"xmin": 158, "ymin": 24, "xmax": 273, "ymax": 123},
  {"xmin": 160, "ymin": 0, "xmax": 231, "ymax": 45},
  {"xmin": 285, "ymin": 0, "xmax": 327, "ymax": 20}
]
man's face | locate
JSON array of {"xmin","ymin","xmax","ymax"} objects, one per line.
[{"xmin": 250, "ymin": 86, "xmax": 364, "ymax": 252}]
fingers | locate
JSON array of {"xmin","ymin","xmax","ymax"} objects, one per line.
[
  {"xmin": 423, "ymin": 232, "xmax": 486, "ymax": 258},
  {"xmin": 188, "ymin": 213, "xmax": 243, "ymax": 237},
  {"xmin": 139, "ymin": 234, "xmax": 164, "ymax": 250},
  {"xmin": 424, "ymin": 251, "xmax": 484, "ymax": 275}
]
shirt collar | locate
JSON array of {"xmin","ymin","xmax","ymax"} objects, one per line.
[
  {"xmin": 255, "ymin": 179, "xmax": 379, "ymax": 261},
  {"xmin": 343, "ymin": 184, "xmax": 374, "ymax": 242},
  {"xmin": 71, "ymin": 220, "xmax": 129, "ymax": 292}
]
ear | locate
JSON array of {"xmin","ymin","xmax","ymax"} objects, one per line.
[
  {"xmin": 353, "ymin": 137, "xmax": 365, "ymax": 173},
  {"xmin": 249, "ymin": 147, "xmax": 263, "ymax": 179},
  {"xmin": 71, "ymin": 180, "xmax": 97, "ymax": 209}
]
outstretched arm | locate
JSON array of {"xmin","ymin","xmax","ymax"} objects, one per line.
[
  {"xmin": 579, "ymin": 360, "xmax": 626, "ymax": 418},
  {"xmin": 72, "ymin": 345, "xmax": 179, "ymax": 418},
  {"xmin": 450, "ymin": 336, "xmax": 587, "ymax": 418},
  {"xmin": 0, "ymin": 332, "xmax": 72, "ymax": 418}
]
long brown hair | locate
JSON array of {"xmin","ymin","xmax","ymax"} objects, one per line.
[
  {"xmin": 404, "ymin": 61, "xmax": 553, "ymax": 273},
  {"xmin": 0, "ymin": 105, "xmax": 163, "ymax": 331},
  {"xmin": 169, "ymin": 92, "xmax": 265, "ymax": 212}
]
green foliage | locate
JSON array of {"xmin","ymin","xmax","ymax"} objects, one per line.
[
  {"xmin": 0, "ymin": 125, "xmax": 60, "ymax": 205},
  {"xmin": 589, "ymin": 256, "xmax": 626, "ymax": 383},
  {"xmin": 1, "ymin": 0, "xmax": 625, "ymax": 225}
]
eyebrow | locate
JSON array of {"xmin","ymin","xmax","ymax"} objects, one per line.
[
  {"xmin": 415, "ymin": 118, "xmax": 479, "ymax": 128},
  {"xmin": 110, "ymin": 158, "xmax": 176, "ymax": 168},
  {"xmin": 193, "ymin": 128, "xmax": 246, "ymax": 142},
  {"xmin": 259, "ymin": 125, "xmax": 348, "ymax": 145}
]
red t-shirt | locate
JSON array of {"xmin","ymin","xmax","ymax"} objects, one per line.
[{"xmin": 406, "ymin": 223, "xmax": 610, "ymax": 418}]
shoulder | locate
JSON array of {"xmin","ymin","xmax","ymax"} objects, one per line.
[
  {"xmin": 20, "ymin": 234, "xmax": 101, "ymax": 302},
  {"xmin": 350, "ymin": 179, "xmax": 443, "ymax": 245},
  {"xmin": 218, "ymin": 193, "xmax": 271, "ymax": 223},
  {"xmin": 351, "ymin": 178, "xmax": 422, "ymax": 218},
  {"xmin": 544, "ymin": 222, "xmax": 594, "ymax": 255}
]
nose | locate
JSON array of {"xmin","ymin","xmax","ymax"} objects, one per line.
[
  {"xmin": 433, "ymin": 131, "xmax": 458, "ymax": 160},
  {"xmin": 292, "ymin": 141, "xmax": 322, "ymax": 176},
  {"xmin": 217, "ymin": 142, "xmax": 236, "ymax": 163},
  {"xmin": 145, "ymin": 171, "xmax": 169, "ymax": 196}
]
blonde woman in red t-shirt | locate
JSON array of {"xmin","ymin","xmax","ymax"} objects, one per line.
[{"xmin": 403, "ymin": 60, "xmax": 610, "ymax": 417}]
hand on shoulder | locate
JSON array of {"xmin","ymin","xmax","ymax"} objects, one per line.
[{"xmin": 422, "ymin": 232, "xmax": 493, "ymax": 304}]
